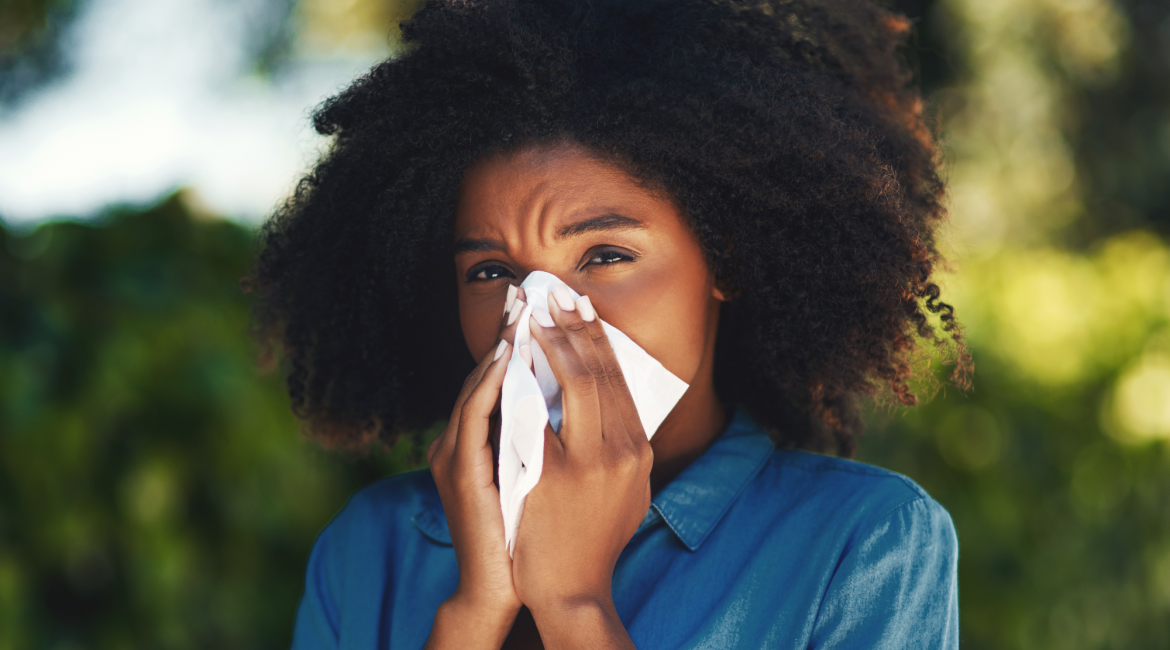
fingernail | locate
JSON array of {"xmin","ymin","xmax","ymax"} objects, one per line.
[
  {"xmin": 493, "ymin": 339, "xmax": 508, "ymax": 360},
  {"xmin": 532, "ymin": 309, "xmax": 555, "ymax": 328},
  {"xmin": 577, "ymin": 295, "xmax": 595, "ymax": 322},
  {"xmin": 507, "ymin": 300, "xmax": 524, "ymax": 325},
  {"xmin": 519, "ymin": 344, "xmax": 532, "ymax": 368},
  {"xmin": 504, "ymin": 285, "xmax": 517, "ymax": 315},
  {"xmin": 551, "ymin": 286, "xmax": 576, "ymax": 311}
]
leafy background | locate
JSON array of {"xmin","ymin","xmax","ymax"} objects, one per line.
[{"xmin": 2, "ymin": 0, "xmax": 1169, "ymax": 648}]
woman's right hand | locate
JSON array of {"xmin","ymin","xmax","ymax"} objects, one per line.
[{"xmin": 424, "ymin": 287, "xmax": 527, "ymax": 650}]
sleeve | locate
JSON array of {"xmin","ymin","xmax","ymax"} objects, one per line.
[
  {"xmin": 290, "ymin": 508, "xmax": 351, "ymax": 650},
  {"xmin": 809, "ymin": 496, "xmax": 959, "ymax": 650}
]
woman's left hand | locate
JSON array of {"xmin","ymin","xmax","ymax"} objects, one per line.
[{"xmin": 511, "ymin": 290, "xmax": 651, "ymax": 648}]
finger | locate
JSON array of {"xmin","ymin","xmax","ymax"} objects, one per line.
[
  {"xmin": 547, "ymin": 291, "xmax": 627, "ymax": 447},
  {"xmin": 459, "ymin": 291, "xmax": 522, "ymax": 435},
  {"xmin": 438, "ymin": 339, "xmax": 504, "ymax": 461},
  {"xmin": 500, "ymin": 282, "xmax": 530, "ymax": 339},
  {"xmin": 490, "ymin": 295, "xmax": 524, "ymax": 452},
  {"xmin": 456, "ymin": 339, "xmax": 512, "ymax": 461},
  {"xmin": 503, "ymin": 284, "xmax": 519, "ymax": 317},
  {"xmin": 426, "ymin": 431, "xmax": 443, "ymax": 467},
  {"xmin": 439, "ymin": 341, "xmax": 503, "ymax": 462},
  {"xmin": 576, "ymin": 295, "xmax": 647, "ymax": 451},
  {"xmin": 499, "ymin": 297, "xmax": 527, "ymax": 344},
  {"xmin": 527, "ymin": 313, "xmax": 602, "ymax": 454},
  {"xmin": 450, "ymin": 328, "xmax": 509, "ymax": 428}
]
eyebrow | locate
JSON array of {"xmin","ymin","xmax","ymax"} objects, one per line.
[
  {"xmin": 556, "ymin": 213, "xmax": 644, "ymax": 239},
  {"xmin": 453, "ymin": 213, "xmax": 645, "ymax": 253}
]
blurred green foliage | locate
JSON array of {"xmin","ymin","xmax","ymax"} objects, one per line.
[
  {"xmin": 855, "ymin": 0, "xmax": 1170, "ymax": 644},
  {"xmin": 0, "ymin": 197, "xmax": 434, "ymax": 649},
  {"xmin": 860, "ymin": 238, "xmax": 1170, "ymax": 647},
  {"xmin": 0, "ymin": 0, "xmax": 69, "ymax": 53}
]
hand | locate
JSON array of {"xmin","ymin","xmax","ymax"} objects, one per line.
[
  {"xmin": 425, "ymin": 287, "xmax": 527, "ymax": 649},
  {"xmin": 512, "ymin": 290, "xmax": 652, "ymax": 629}
]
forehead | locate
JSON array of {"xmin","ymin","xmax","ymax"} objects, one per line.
[{"xmin": 454, "ymin": 143, "xmax": 675, "ymax": 235}]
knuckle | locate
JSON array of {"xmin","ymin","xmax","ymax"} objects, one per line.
[
  {"xmin": 565, "ymin": 321, "xmax": 587, "ymax": 333},
  {"xmin": 428, "ymin": 450, "xmax": 447, "ymax": 476},
  {"xmin": 427, "ymin": 428, "xmax": 452, "ymax": 463},
  {"xmin": 570, "ymin": 372, "xmax": 597, "ymax": 395},
  {"xmin": 617, "ymin": 449, "xmax": 641, "ymax": 473},
  {"xmin": 550, "ymin": 331, "xmax": 571, "ymax": 348},
  {"xmin": 585, "ymin": 359, "xmax": 607, "ymax": 380},
  {"xmin": 604, "ymin": 362, "xmax": 627, "ymax": 388},
  {"xmin": 639, "ymin": 439, "xmax": 654, "ymax": 461},
  {"xmin": 638, "ymin": 444, "xmax": 654, "ymax": 471},
  {"xmin": 459, "ymin": 393, "xmax": 480, "ymax": 420}
]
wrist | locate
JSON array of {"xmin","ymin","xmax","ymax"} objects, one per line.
[
  {"xmin": 428, "ymin": 592, "xmax": 521, "ymax": 650},
  {"xmin": 527, "ymin": 592, "xmax": 612, "ymax": 619},
  {"xmin": 528, "ymin": 593, "xmax": 615, "ymax": 634},
  {"xmin": 445, "ymin": 587, "xmax": 522, "ymax": 623},
  {"xmin": 528, "ymin": 594, "xmax": 633, "ymax": 650}
]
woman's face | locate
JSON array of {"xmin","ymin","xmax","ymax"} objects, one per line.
[{"xmin": 453, "ymin": 142, "xmax": 724, "ymax": 387}]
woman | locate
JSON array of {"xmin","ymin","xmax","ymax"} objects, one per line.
[{"xmin": 250, "ymin": 0, "xmax": 972, "ymax": 647}]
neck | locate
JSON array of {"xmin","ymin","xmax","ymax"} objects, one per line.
[{"xmin": 648, "ymin": 298, "xmax": 727, "ymax": 495}]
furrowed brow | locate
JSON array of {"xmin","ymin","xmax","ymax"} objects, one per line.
[
  {"xmin": 556, "ymin": 213, "xmax": 645, "ymax": 240},
  {"xmin": 453, "ymin": 214, "xmax": 644, "ymax": 252}
]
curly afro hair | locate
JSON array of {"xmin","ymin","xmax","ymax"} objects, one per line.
[{"xmin": 249, "ymin": 0, "xmax": 972, "ymax": 457}]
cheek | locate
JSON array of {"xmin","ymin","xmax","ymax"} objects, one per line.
[
  {"xmin": 459, "ymin": 289, "xmax": 503, "ymax": 361},
  {"xmin": 594, "ymin": 258, "xmax": 712, "ymax": 384}
]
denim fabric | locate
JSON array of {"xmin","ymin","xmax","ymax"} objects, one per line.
[{"xmin": 291, "ymin": 409, "xmax": 959, "ymax": 649}]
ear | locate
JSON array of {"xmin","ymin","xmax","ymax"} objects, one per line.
[
  {"xmin": 711, "ymin": 235, "xmax": 737, "ymax": 302},
  {"xmin": 711, "ymin": 278, "xmax": 735, "ymax": 302}
]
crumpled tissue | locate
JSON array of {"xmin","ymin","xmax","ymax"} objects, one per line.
[{"xmin": 498, "ymin": 270, "xmax": 689, "ymax": 555}]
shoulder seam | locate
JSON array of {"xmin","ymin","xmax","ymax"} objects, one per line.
[
  {"xmin": 874, "ymin": 491, "xmax": 928, "ymax": 525},
  {"xmin": 767, "ymin": 450, "xmax": 929, "ymax": 499}
]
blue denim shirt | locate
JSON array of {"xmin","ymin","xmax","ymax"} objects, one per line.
[{"xmin": 291, "ymin": 409, "xmax": 959, "ymax": 649}]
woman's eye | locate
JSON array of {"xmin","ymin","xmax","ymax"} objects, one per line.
[
  {"xmin": 466, "ymin": 264, "xmax": 516, "ymax": 283},
  {"xmin": 586, "ymin": 249, "xmax": 635, "ymax": 267}
]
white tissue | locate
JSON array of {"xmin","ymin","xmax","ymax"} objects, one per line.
[{"xmin": 498, "ymin": 271, "xmax": 689, "ymax": 555}]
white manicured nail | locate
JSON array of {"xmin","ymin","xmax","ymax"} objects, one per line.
[
  {"xmin": 577, "ymin": 295, "xmax": 595, "ymax": 322},
  {"xmin": 493, "ymin": 339, "xmax": 508, "ymax": 360},
  {"xmin": 551, "ymin": 286, "xmax": 576, "ymax": 311},
  {"xmin": 507, "ymin": 300, "xmax": 524, "ymax": 325},
  {"xmin": 533, "ymin": 309, "xmax": 555, "ymax": 328},
  {"xmin": 504, "ymin": 285, "xmax": 517, "ymax": 315}
]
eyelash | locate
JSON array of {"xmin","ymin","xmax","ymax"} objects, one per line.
[
  {"xmin": 465, "ymin": 248, "xmax": 636, "ymax": 283},
  {"xmin": 586, "ymin": 248, "xmax": 636, "ymax": 267}
]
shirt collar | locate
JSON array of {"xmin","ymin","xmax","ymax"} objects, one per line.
[
  {"xmin": 639, "ymin": 407, "xmax": 775, "ymax": 551},
  {"xmin": 412, "ymin": 407, "xmax": 775, "ymax": 550}
]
